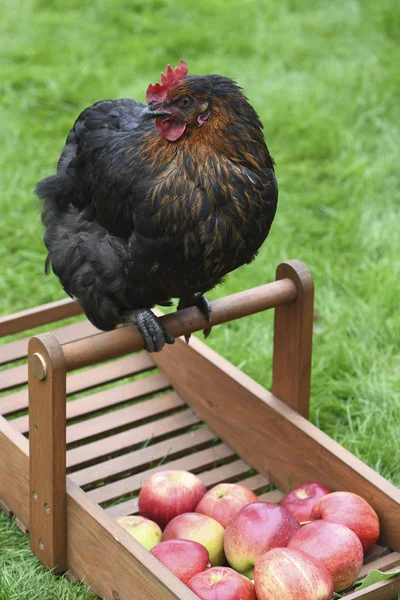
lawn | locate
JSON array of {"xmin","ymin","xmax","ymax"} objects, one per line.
[{"xmin": 1, "ymin": 0, "xmax": 400, "ymax": 597}]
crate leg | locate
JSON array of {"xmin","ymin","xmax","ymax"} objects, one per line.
[
  {"xmin": 28, "ymin": 333, "xmax": 67, "ymax": 572},
  {"xmin": 272, "ymin": 260, "xmax": 314, "ymax": 419}
]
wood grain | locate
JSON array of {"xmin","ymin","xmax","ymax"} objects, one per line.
[
  {"xmin": 28, "ymin": 335, "xmax": 67, "ymax": 572},
  {"xmin": 66, "ymin": 409, "xmax": 200, "ymax": 470},
  {"xmin": 0, "ymin": 353, "xmax": 155, "ymax": 417},
  {"xmin": 151, "ymin": 336, "xmax": 400, "ymax": 551},
  {"xmin": 12, "ymin": 371, "xmax": 170, "ymax": 434},
  {"xmin": 358, "ymin": 552, "xmax": 400, "ymax": 579},
  {"xmin": 62, "ymin": 278, "xmax": 297, "ymax": 372},
  {"xmin": 0, "ymin": 320, "xmax": 98, "ymax": 366},
  {"xmin": 272, "ymin": 260, "xmax": 314, "ymax": 418},
  {"xmin": 88, "ymin": 443, "xmax": 236, "ymax": 505},
  {"xmin": 0, "ymin": 498, "xmax": 12, "ymax": 517},
  {"xmin": 0, "ymin": 363, "xmax": 28, "ymax": 392},
  {"xmin": 258, "ymin": 489, "xmax": 285, "ymax": 503},
  {"xmin": 344, "ymin": 573, "xmax": 400, "ymax": 599},
  {"xmin": 0, "ymin": 297, "xmax": 82, "ymax": 338},
  {"xmin": 0, "ymin": 415, "xmax": 30, "ymax": 526},
  {"xmin": 70, "ymin": 427, "xmax": 217, "ymax": 487},
  {"xmin": 65, "ymin": 391, "xmax": 181, "ymax": 445},
  {"xmin": 364, "ymin": 545, "xmax": 392, "ymax": 563},
  {"xmin": 66, "ymin": 479, "xmax": 197, "ymax": 600}
]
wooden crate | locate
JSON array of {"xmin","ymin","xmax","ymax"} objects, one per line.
[{"xmin": 0, "ymin": 260, "xmax": 399, "ymax": 600}]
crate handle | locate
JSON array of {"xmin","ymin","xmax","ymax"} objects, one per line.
[{"xmin": 60, "ymin": 260, "xmax": 311, "ymax": 372}]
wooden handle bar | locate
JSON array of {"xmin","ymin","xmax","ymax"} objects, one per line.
[{"xmin": 62, "ymin": 278, "xmax": 297, "ymax": 372}]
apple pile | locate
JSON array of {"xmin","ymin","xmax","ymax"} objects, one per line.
[{"xmin": 116, "ymin": 470, "xmax": 380, "ymax": 599}]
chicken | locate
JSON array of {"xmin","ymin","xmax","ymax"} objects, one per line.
[{"xmin": 36, "ymin": 60, "xmax": 278, "ymax": 352}]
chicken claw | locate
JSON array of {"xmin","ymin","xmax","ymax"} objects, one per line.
[
  {"xmin": 178, "ymin": 293, "xmax": 213, "ymax": 343},
  {"xmin": 127, "ymin": 309, "xmax": 175, "ymax": 353}
]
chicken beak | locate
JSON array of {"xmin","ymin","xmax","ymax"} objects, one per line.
[{"xmin": 139, "ymin": 106, "xmax": 170, "ymax": 122}]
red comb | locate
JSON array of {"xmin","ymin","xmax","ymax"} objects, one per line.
[{"xmin": 146, "ymin": 60, "xmax": 188, "ymax": 105}]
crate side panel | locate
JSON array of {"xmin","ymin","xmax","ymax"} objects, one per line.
[
  {"xmin": 67, "ymin": 480, "xmax": 197, "ymax": 600},
  {"xmin": 0, "ymin": 416, "xmax": 30, "ymax": 526},
  {"xmin": 152, "ymin": 339, "xmax": 400, "ymax": 551},
  {"xmin": 344, "ymin": 574, "xmax": 400, "ymax": 599},
  {"xmin": 358, "ymin": 552, "xmax": 400, "ymax": 579}
]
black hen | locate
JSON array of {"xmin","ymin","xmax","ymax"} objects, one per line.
[{"xmin": 37, "ymin": 60, "xmax": 278, "ymax": 352}]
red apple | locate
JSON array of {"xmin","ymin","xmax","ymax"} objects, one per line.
[
  {"xmin": 195, "ymin": 483, "xmax": 258, "ymax": 527},
  {"xmin": 254, "ymin": 547, "xmax": 334, "ymax": 600},
  {"xmin": 280, "ymin": 482, "xmax": 331, "ymax": 523},
  {"xmin": 311, "ymin": 491, "xmax": 380, "ymax": 552},
  {"xmin": 163, "ymin": 512, "xmax": 225, "ymax": 566},
  {"xmin": 116, "ymin": 515, "xmax": 162, "ymax": 550},
  {"xmin": 138, "ymin": 470, "xmax": 206, "ymax": 528},
  {"xmin": 150, "ymin": 539, "xmax": 211, "ymax": 584},
  {"xmin": 287, "ymin": 519, "xmax": 363, "ymax": 591},
  {"xmin": 188, "ymin": 566, "xmax": 256, "ymax": 600},
  {"xmin": 223, "ymin": 502, "xmax": 300, "ymax": 578}
]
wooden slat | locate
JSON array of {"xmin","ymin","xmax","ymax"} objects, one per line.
[
  {"xmin": 62, "ymin": 279, "xmax": 297, "ymax": 372},
  {"xmin": 0, "ymin": 353, "xmax": 155, "ymax": 416},
  {"xmin": 66, "ymin": 409, "xmax": 200, "ymax": 470},
  {"xmin": 12, "ymin": 371, "xmax": 169, "ymax": 434},
  {"xmin": 272, "ymin": 261, "xmax": 314, "ymax": 418},
  {"xmin": 66, "ymin": 480, "xmax": 197, "ymax": 600},
  {"xmin": 15, "ymin": 517, "xmax": 28, "ymax": 534},
  {"xmin": 344, "ymin": 573, "xmax": 400, "ymax": 599},
  {"xmin": 65, "ymin": 391, "xmax": 181, "ymax": 445},
  {"xmin": 151, "ymin": 337, "xmax": 400, "ymax": 551},
  {"xmin": 358, "ymin": 552, "xmax": 400, "ymax": 579},
  {"xmin": 199, "ymin": 460, "xmax": 253, "ymax": 488},
  {"xmin": 105, "ymin": 461, "xmax": 269, "ymax": 519},
  {"xmin": 258, "ymin": 489, "xmax": 285, "ymax": 503},
  {"xmin": 364, "ymin": 545, "xmax": 391, "ymax": 563},
  {"xmin": 70, "ymin": 427, "xmax": 217, "ymax": 487},
  {"xmin": 0, "ymin": 297, "xmax": 82, "ymax": 338},
  {"xmin": 237, "ymin": 473, "xmax": 271, "ymax": 493},
  {"xmin": 0, "ymin": 498, "xmax": 12, "ymax": 516},
  {"xmin": 0, "ymin": 320, "xmax": 98, "ymax": 366},
  {"xmin": 29, "ymin": 335, "xmax": 67, "ymax": 572},
  {"xmin": 88, "ymin": 443, "xmax": 236, "ymax": 505},
  {"xmin": 0, "ymin": 364, "xmax": 28, "ymax": 392}
]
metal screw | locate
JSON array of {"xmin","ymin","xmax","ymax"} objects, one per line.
[
  {"xmin": 32, "ymin": 491, "xmax": 38, "ymax": 501},
  {"xmin": 34, "ymin": 424, "xmax": 38, "ymax": 431},
  {"xmin": 31, "ymin": 353, "xmax": 47, "ymax": 381},
  {"xmin": 112, "ymin": 592, "xmax": 120, "ymax": 600},
  {"xmin": 44, "ymin": 503, "xmax": 50, "ymax": 513},
  {"xmin": 39, "ymin": 540, "xmax": 45, "ymax": 551}
]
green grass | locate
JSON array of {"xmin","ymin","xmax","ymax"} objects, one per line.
[{"xmin": 1, "ymin": 0, "xmax": 400, "ymax": 596}]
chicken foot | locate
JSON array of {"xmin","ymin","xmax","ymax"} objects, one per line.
[{"xmin": 124, "ymin": 308, "xmax": 175, "ymax": 353}]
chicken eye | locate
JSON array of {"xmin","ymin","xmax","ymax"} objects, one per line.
[{"xmin": 178, "ymin": 97, "xmax": 193, "ymax": 108}]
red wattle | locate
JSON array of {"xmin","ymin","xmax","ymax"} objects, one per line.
[{"xmin": 156, "ymin": 118, "xmax": 186, "ymax": 141}]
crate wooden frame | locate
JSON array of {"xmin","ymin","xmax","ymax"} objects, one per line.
[{"xmin": 1, "ymin": 260, "xmax": 399, "ymax": 600}]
